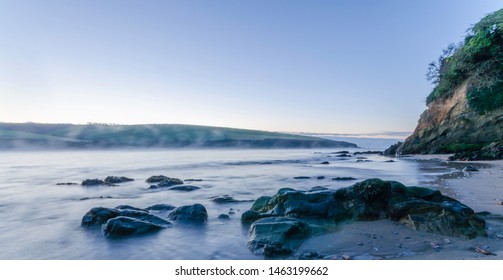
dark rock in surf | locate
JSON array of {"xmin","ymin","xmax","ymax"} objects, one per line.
[
  {"xmin": 332, "ymin": 177, "xmax": 357, "ymax": 181},
  {"xmin": 56, "ymin": 182, "xmax": 78, "ymax": 185},
  {"xmin": 185, "ymin": 179, "xmax": 203, "ymax": 182},
  {"xmin": 210, "ymin": 195, "xmax": 251, "ymax": 204},
  {"xmin": 103, "ymin": 217, "xmax": 166, "ymax": 237},
  {"xmin": 81, "ymin": 179, "xmax": 109, "ymax": 186},
  {"xmin": 148, "ymin": 177, "xmax": 184, "ymax": 189},
  {"xmin": 320, "ymin": 161, "xmax": 330, "ymax": 165},
  {"xmin": 81, "ymin": 207, "xmax": 120, "ymax": 226},
  {"xmin": 146, "ymin": 175, "xmax": 169, "ymax": 183},
  {"xmin": 115, "ymin": 205, "xmax": 147, "ymax": 212},
  {"xmin": 168, "ymin": 204, "xmax": 208, "ymax": 224},
  {"xmin": 145, "ymin": 204, "xmax": 176, "ymax": 211},
  {"xmin": 169, "ymin": 185, "xmax": 200, "ymax": 191},
  {"xmin": 218, "ymin": 214, "xmax": 231, "ymax": 220},
  {"xmin": 336, "ymin": 154, "xmax": 352, "ymax": 158},
  {"xmin": 462, "ymin": 165, "xmax": 479, "ymax": 172},
  {"xmin": 104, "ymin": 176, "xmax": 134, "ymax": 184},
  {"xmin": 293, "ymin": 176, "xmax": 311, "ymax": 180}
]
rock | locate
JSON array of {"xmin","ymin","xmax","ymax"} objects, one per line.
[
  {"xmin": 332, "ymin": 177, "xmax": 357, "ymax": 181},
  {"xmin": 354, "ymin": 151, "xmax": 383, "ymax": 155},
  {"xmin": 383, "ymin": 142, "xmax": 403, "ymax": 156},
  {"xmin": 81, "ymin": 207, "xmax": 120, "ymax": 226},
  {"xmin": 158, "ymin": 178, "xmax": 184, "ymax": 187},
  {"xmin": 185, "ymin": 179, "xmax": 203, "ymax": 182},
  {"xmin": 117, "ymin": 209, "xmax": 172, "ymax": 227},
  {"xmin": 320, "ymin": 161, "xmax": 330, "ymax": 165},
  {"xmin": 241, "ymin": 210, "xmax": 263, "ymax": 224},
  {"xmin": 242, "ymin": 178, "xmax": 487, "ymax": 255},
  {"xmin": 81, "ymin": 179, "xmax": 107, "ymax": 186},
  {"xmin": 104, "ymin": 176, "xmax": 134, "ymax": 184},
  {"xmin": 316, "ymin": 176, "xmax": 325, "ymax": 180},
  {"xmin": 169, "ymin": 185, "xmax": 200, "ymax": 191},
  {"xmin": 146, "ymin": 175, "xmax": 169, "ymax": 183},
  {"xmin": 311, "ymin": 186, "xmax": 328, "ymax": 191},
  {"xmin": 462, "ymin": 165, "xmax": 479, "ymax": 172},
  {"xmin": 248, "ymin": 217, "xmax": 311, "ymax": 256},
  {"xmin": 148, "ymin": 177, "xmax": 184, "ymax": 189},
  {"xmin": 336, "ymin": 154, "xmax": 352, "ymax": 157},
  {"xmin": 144, "ymin": 204, "xmax": 176, "ymax": 211},
  {"xmin": 209, "ymin": 195, "xmax": 251, "ymax": 204},
  {"xmin": 293, "ymin": 176, "xmax": 311, "ymax": 180},
  {"xmin": 103, "ymin": 217, "xmax": 166, "ymax": 237},
  {"xmin": 218, "ymin": 214, "xmax": 231, "ymax": 220},
  {"xmin": 115, "ymin": 205, "xmax": 147, "ymax": 212},
  {"xmin": 331, "ymin": 151, "xmax": 349, "ymax": 154},
  {"xmin": 385, "ymin": 160, "xmax": 396, "ymax": 162},
  {"xmin": 356, "ymin": 159, "xmax": 372, "ymax": 162},
  {"xmin": 56, "ymin": 182, "xmax": 78, "ymax": 185},
  {"xmin": 168, "ymin": 204, "xmax": 208, "ymax": 224}
]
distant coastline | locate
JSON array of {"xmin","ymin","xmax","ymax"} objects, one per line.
[{"xmin": 0, "ymin": 122, "xmax": 357, "ymax": 150}]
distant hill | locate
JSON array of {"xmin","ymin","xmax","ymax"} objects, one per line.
[{"xmin": 0, "ymin": 123, "xmax": 357, "ymax": 149}]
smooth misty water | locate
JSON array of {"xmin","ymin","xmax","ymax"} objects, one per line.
[{"xmin": 0, "ymin": 148, "xmax": 461, "ymax": 259}]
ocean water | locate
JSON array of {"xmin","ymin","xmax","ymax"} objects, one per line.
[{"xmin": 0, "ymin": 148, "xmax": 463, "ymax": 259}]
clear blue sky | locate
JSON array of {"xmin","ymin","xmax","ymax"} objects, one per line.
[{"xmin": 0, "ymin": 1, "xmax": 501, "ymax": 134}]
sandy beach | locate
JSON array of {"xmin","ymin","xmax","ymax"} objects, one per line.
[{"xmin": 297, "ymin": 158, "xmax": 503, "ymax": 260}]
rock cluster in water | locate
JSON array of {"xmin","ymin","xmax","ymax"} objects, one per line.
[
  {"xmin": 81, "ymin": 203, "xmax": 208, "ymax": 237},
  {"xmin": 81, "ymin": 176, "xmax": 134, "ymax": 186},
  {"xmin": 241, "ymin": 178, "xmax": 486, "ymax": 257}
]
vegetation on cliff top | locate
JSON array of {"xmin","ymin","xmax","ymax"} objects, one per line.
[{"xmin": 426, "ymin": 8, "xmax": 503, "ymax": 113}]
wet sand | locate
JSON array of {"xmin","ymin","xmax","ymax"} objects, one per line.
[{"xmin": 297, "ymin": 158, "xmax": 503, "ymax": 260}]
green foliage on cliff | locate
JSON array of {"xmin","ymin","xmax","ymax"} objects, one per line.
[{"xmin": 426, "ymin": 8, "xmax": 503, "ymax": 113}]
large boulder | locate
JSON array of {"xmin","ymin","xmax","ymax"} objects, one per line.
[
  {"xmin": 242, "ymin": 178, "xmax": 487, "ymax": 255},
  {"xmin": 248, "ymin": 217, "xmax": 311, "ymax": 257},
  {"xmin": 168, "ymin": 204, "xmax": 208, "ymax": 224}
]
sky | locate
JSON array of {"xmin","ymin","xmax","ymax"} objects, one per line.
[{"xmin": 0, "ymin": 0, "xmax": 502, "ymax": 135}]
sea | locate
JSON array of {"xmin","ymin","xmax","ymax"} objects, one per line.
[{"xmin": 0, "ymin": 138, "xmax": 467, "ymax": 259}]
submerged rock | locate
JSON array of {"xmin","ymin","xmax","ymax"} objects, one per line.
[
  {"xmin": 332, "ymin": 177, "xmax": 357, "ymax": 181},
  {"xmin": 56, "ymin": 182, "xmax": 78, "ymax": 185},
  {"xmin": 293, "ymin": 176, "xmax": 311, "ymax": 180},
  {"xmin": 144, "ymin": 204, "xmax": 176, "ymax": 211},
  {"xmin": 158, "ymin": 178, "xmax": 184, "ymax": 187},
  {"xmin": 81, "ymin": 179, "xmax": 108, "ymax": 186},
  {"xmin": 218, "ymin": 214, "xmax": 231, "ymax": 220},
  {"xmin": 104, "ymin": 176, "xmax": 134, "ymax": 184},
  {"xmin": 209, "ymin": 195, "xmax": 251, "ymax": 204},
  {"xmin": 242, "ymin": 178, "xmax": 486, "ymax": 256},
  {"xmin": 146, "ymin": 175, "xmax": 170, "ymax": 183},
  {"xmin": 168, "ymin": 204, "xmax": 208, "ymax": 224},
  {"xmin": 462, "ymin": 165, "xmax": 479, "ymax": 172},
  {"xmin": 148, "ymin": 177, "xmax": 184, "ymax": 189},
  {"xmin": 169, "ymin": 185, "xmax": 200, "ymax": 191}
]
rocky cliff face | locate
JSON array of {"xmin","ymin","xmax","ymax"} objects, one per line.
[{"xmin": 398, "ymin": 80, "xmax": 503, "ymax": 155}]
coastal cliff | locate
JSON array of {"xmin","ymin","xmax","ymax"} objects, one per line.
[
  {"xmin": 396, "ymin": 8, "xmax": 503, "ymax": 160},
  {"xmin": 398, "ymin": 81, "xmax": 503, "ymax": 155}
]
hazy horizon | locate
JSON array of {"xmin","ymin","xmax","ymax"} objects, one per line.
[{"xmin": 1, "ymin": 1, "xmax": 501, "ymax": 134}]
